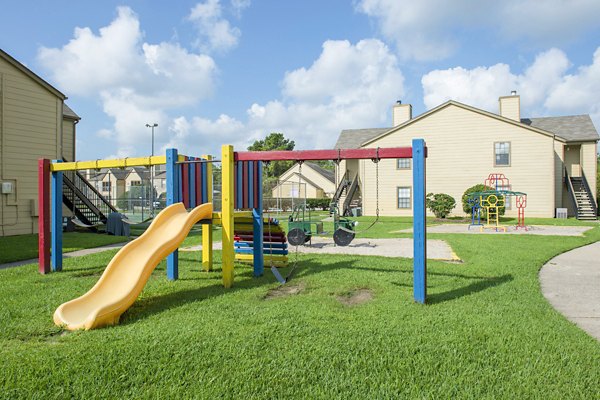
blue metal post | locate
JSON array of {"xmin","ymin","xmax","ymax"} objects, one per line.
[
  {"xmin": 166, "ymin": 148, "xmax": 179, "ymax": 280},
  {"xmin": 412, "ymin": 139, "xmax": 427, "ymax": 303},
  {"xmin": 51, "ymin": 160, "xmax": 63, "ymax": 272},
  {"xmin": 253, "ymin": 162, "xmax": 264, "ymax": 277}
]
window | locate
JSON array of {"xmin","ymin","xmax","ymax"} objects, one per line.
[
  {"xmin": 494, "ymin": 142, "xmax": 510, "ymax": 166},
  {"xmin": 102, "ymin": 182, "xmax": 111, "ymax": 192},
  {"xmin": 397, "ymin": 187, "xmax": 411, "ymax": 209},
  {"xmin": 397, "ymin": 159, "xmax": 411, "ymax": 169},
  {"xmin": 130, "ymin": 180, "xmax": 142, "ymax": 187}
]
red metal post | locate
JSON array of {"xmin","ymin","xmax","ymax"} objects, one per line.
[
  {"xmin": 38, "ymin": 159, "xmax": 51, "ymax": 274},
  {"xmin": 234, "ymin": 147, "xmax": 418, "ymax": 162}
]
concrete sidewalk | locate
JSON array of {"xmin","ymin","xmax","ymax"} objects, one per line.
[
  {"xmin": 0, "ymin": 242, "xmax": 127, "ymax": 270},
  {"xmin": 539, "ymin": 241, "xmax": 600, "ymax": 341}
]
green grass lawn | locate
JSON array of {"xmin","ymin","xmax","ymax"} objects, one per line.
[
  {"xmin": 1, "ymin": 225, "xmax": 599, "ymax": 398},
  {"xmin": 0, "ymin": 233, "xmax": 129, "ymax": 264}
]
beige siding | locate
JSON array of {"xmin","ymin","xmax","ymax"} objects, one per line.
[
  {"xmin": 274, "ymin": 164, "xmax": 334, "ymax": 199},
  {"xmin": 581, "ymin": 142, "xmax": 597, "ymax": 206},
  {"xmin": 0, "ymin": 57, "xmax": 66, "ymax": 236},
  {"xmin": 62, "ymin": 119, "xmax": 75, "ymax": 161},
  {"xmin": 360, "ymin": 104, "xmax": 555, "ymax": 217},
  {"xmin": 554, "ymin": 140, "xmax": 565, "ymax": 212},
  {"xmin": 272, "ymin": 173, "xmax": 323, "ymax": 199}
]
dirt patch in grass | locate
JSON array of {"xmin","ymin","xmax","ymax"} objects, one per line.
[
  {"xmin": 336, "ymin": 288, "xmax": 374, "ymax": 306},
  {"xmin": 264, "ymin": 282, "xmax": 305, "ymax": 300}
]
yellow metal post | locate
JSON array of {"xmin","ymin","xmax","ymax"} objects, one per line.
[
  {"xmin": 221, "ymin": 145, "xmax": 235, "ymax": 288},
  {"xmin": 202, "ymin": 154, "xmax": 213, "ymax": 271}
]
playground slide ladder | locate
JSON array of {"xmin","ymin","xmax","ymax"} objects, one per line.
[{"xmin": 62, "ymin": 169, "xmax": 117, "ymax": 226}]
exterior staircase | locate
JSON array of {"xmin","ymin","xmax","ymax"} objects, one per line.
[
  {"xmin": 568, "ymin": 175, "xmax": 597, "ymax": 221},
  {"xmin": 62, "ymin": 169, "xmax": 118, "ymax": 227},
  {"xmin": 341, "ymin": 174, "xmax": 360, "ymax": 216},
  {"xmin": 330, "ymin": 171, "xmax": 351, "ymax": 206}
]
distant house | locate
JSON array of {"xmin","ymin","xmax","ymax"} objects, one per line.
[
  {"xmin": 87, "ymin": 168, "xmax": 129, "ymax": 203},
  {"xmin": 0, "ymin": 48, "xmax": 80, "ymax": 236},
  {"xmin": 272, "ymin": 162, "xmax": 335, "ymax": 199},
  {"xmin": 334, "ymin": 95, "xmax": 598, "ymax": 219}
]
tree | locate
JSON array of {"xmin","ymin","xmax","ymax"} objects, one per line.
[
  {"xmin": 462, "ymin": 184, "xmax": 505, "ymax": 217},
  {"xmin": 426, "ymin": 193, "xmax": 456, "ymax": 218},
  {"xmin": 248, "ymin": 133, "xmax": 296, "ymax": 194}
]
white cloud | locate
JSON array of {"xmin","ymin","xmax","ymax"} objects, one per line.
[
  {"xmin": 545, "ymin": 47, "xmax": 600, "ymax": 117},
  {"xmin": 38, "ymin": 6, "xmax": 218, "ymax": 157},
  {"xmin": 357, "ymin": 0, "xmax": 600, "ymax": 61},
  {"xmin": 154, "ymin": 39, "xmax": 405, "ymax": 158},
  {"xmin": 231, "ymin": 0, "xmax": 251, "ymax": 18},
  {"xmin": 421, "ymin": 47, "xmax": 600, "ymax": 128},
  {"xmin": 182, "ymin": 39, "xmax": 405, "ymax": 154},
  {"xmin": 38, "ymin": 7, "xmax": 143, "ymax": 95},
  {"xmin": 188, "ymin": 0, "xmax": 241, "ymax": 53}
]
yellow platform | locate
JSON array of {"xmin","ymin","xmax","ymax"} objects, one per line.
[{"xmin": 54, "ymin": 203, "xmax": 213, "ymax": 330}]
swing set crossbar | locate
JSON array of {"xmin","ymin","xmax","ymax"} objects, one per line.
[{"xmin": 234, "ymin": 147, "xmax": 423, "ymax": 162}]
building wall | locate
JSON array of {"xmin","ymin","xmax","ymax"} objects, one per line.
[
  {"xmin": 553, "ymin": 140, "xmax": 564, "ymax": 208},
  {"xmin": 0, "ymin": 57, "xmax": 66, "ymax": 236},
  {"xmin": 581, "ymin": 142, "xmax": 598, "ymax": 205},
  {"xmin": 275, "ymin": 164, "xmax": 334, "ymax": 199},
  {"xmin": 272, "ymin": 173, "xmax": 322, "ymax": 199},
  {"xmin": 62, "ymin": 119, "xmax": 76, "ymax": 161},
  {"xmin": 360, "ymin": 104, "xmax": 556, "ymax": 217}
]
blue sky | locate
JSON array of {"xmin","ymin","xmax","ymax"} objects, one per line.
[{"xmin": 1, "ymin": 0, "xmax": 599, "ymax": 160}]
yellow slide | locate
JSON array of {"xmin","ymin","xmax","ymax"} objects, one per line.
[{"xmin": 54, "ymin": 202, "xmax": 213, "ymax": 331}]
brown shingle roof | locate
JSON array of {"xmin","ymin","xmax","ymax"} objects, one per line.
[{"xmin": 521, "ymin": 115, "xmax": 599, "ymax": 142}]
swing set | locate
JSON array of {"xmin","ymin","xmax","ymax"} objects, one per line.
[{"xmin": 221, "ymin": 139, "xmax": 428, "ymax": 303}]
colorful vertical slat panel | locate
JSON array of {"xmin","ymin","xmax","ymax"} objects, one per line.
[
  {"xmin": 201, "ymin": 162, "xmax": 208, "ymax": 204},
  {"xmin": 182, "ymin": 156, "xmax": 190, "ymax": 208},
  {"xmin": 236, "ymin": 161, "xmax": 243, "ymax": 209},
  {"xmin": 242, "ymin": 162, "xmax": 248, "ymax": 209},
  {"xmin": 189, "ymin": 157, "xmax": 196, "ymax": 207},
  {"xmin": 195, "ymin": 159, "xmax": 206, "ymax": 204},
  {"xmin": 248, "ymin": 161, "xmax": 254, "ymax": 209}
]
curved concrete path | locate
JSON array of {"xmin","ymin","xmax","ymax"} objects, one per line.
[{"xmin": 540, "ymin": 241, "xmax": 600, "ymax": 341}]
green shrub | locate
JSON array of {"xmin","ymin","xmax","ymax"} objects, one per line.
[
  {"xmin": 425, "ymin": 193, "xmax": 456, "ymax": 218},
  {"xmin": 306, "ymin": 198, "xmax": 331, "ymax": 210},
  {"xmin": 462, "ymin": 184, "xmax": 505, "ymax": 216}
]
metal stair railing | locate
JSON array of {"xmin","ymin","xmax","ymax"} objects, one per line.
[
  {"xmin": 565, "ymin": 167, "xmax": 579, "ymax": 219},
  {"xmin": 331, "ymin": 170, "xmax": 350, "ymax": 205},
  {"xmin": 342, "ymin": 174, "xmax": 359, "ymax": 216},
  {"xmin": 62, "ymin": 168, "xmax": 118, "ymax": 225},
  {"xmin": 581, "ymin": 171, "xmax": 598, "ymax": 217}
]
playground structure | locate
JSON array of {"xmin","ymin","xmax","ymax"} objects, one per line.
[
  {"xmin": 468, "ymin": 173, "xmax": 528, "ymax": 231},
  {"xmin": 38, "ymin": 139, "xmax": 428, "ymax": 329}
]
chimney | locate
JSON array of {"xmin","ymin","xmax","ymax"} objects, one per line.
[
  {"xmin": 499, "ymin": 91, "xmax": 520, "ymax": 121},
  {"xmin": 393, "ymin": 100, "xmax": 412, "ymax": 126}
]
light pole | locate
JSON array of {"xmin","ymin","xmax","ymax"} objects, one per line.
[{"xmin": 146, "ymin": 123, "xmax": 158, "ymax": 216}]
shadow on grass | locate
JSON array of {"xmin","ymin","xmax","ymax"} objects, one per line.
[{"xmin": 426, "ymin": 274, "xmax": 513, "ymax": 304}]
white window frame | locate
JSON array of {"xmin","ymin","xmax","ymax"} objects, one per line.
[
  {"xmin": 397, "ymin": 187, "xmax": 412, "ymax": 209},
  {"xmin": 494, "ymin": 142, "xmax": 511, "ymax": 167}
]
